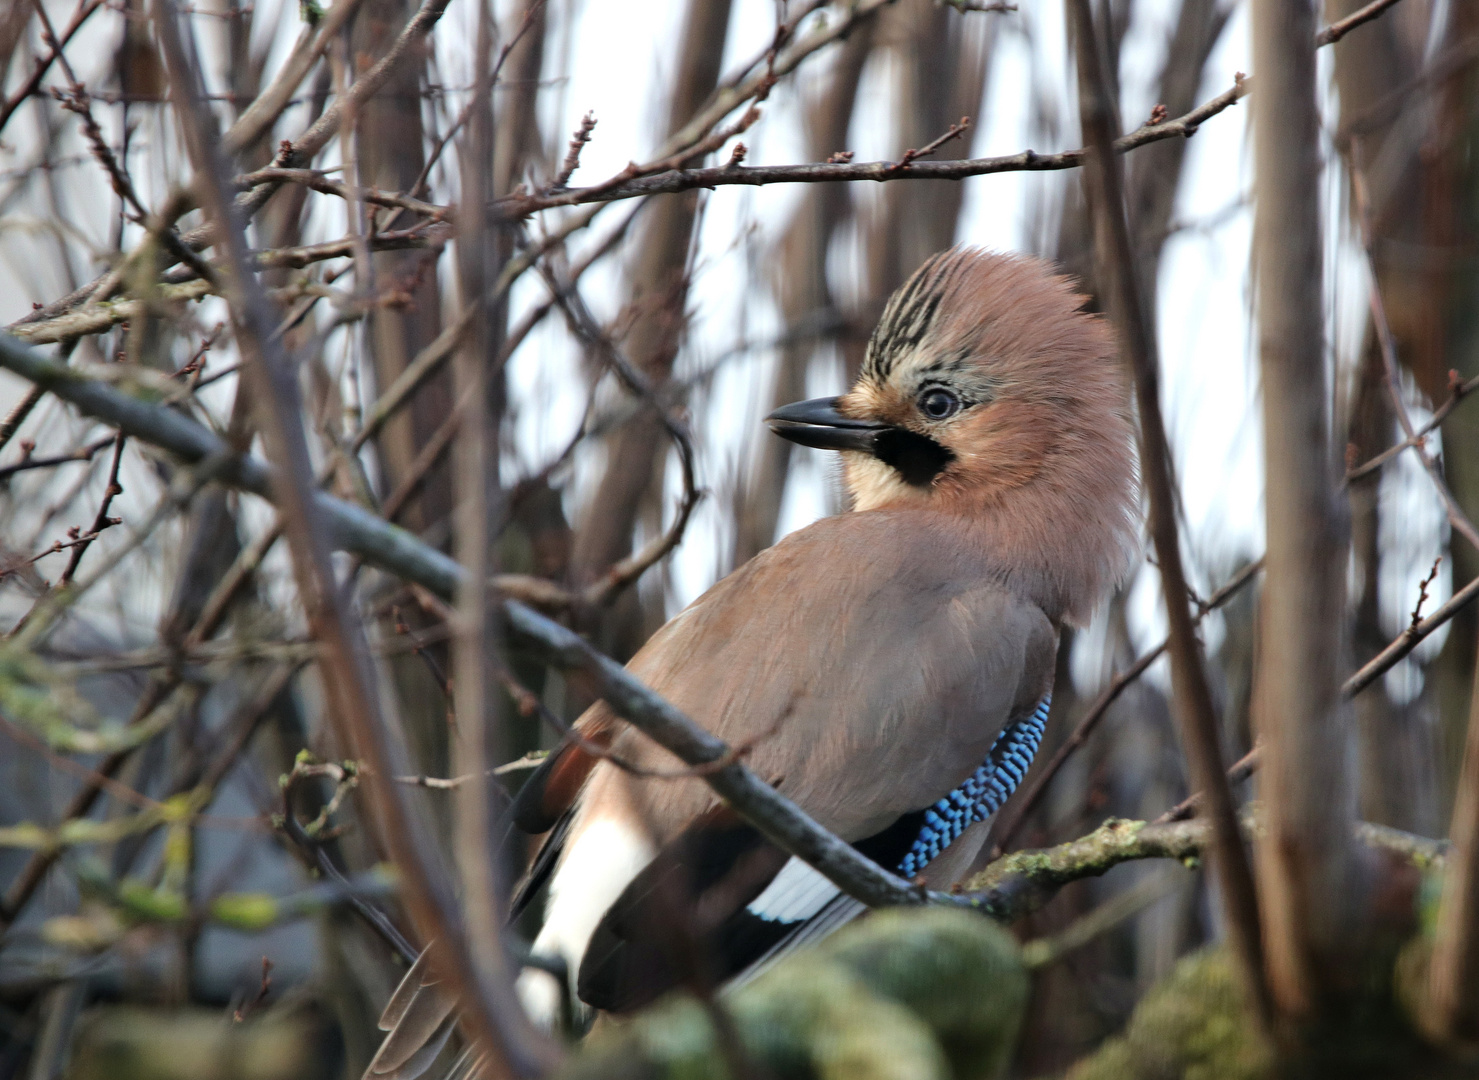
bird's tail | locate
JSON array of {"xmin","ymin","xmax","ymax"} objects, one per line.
[{"xmin": 362, "ymin": 948, "xmax": 457, "ymax": 1080}]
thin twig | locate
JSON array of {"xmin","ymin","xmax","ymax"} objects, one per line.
[
  {"xmin": 538, "ymin": 266, "xmax": 703, "ymax": 605},
  {"xmin": 1315, "ymin": 0, "xmax": 1406, "ymax": 47},
  {"xmin": 384, "ymin": 0, "xmax": 546, "ymax": 225},
  {"xmin": 883, "ymin": 116, "xmax": 971, "ymax": 175},
  {"xmin": 0, "ymin": 0, "xmax": 107, "ymax": 137},
  {"xmin": 552, "ymin": 111, "xmax": 597, "ymax": 190},
  {"xmin": 991, "ymin": 559, "xmax": 1264, "ymax": 857},
  {"xmin": 232, "ymin": 167, "xmax": 447, "ymax": 220},
  {"xmin": 0, "ymin": 386, "xmax": 47, "ymax": 455},
  {"xmin": 395, "ymin": 752, "xmax": 549, "ymax": 789},
  {"xmin": 1071, "ymin": 0, "xmax": 1269, "ymax": 1025},
  {"xmin": 56, "ymin": 433, "xmax": 125, "ymax": 586},
  {"xmin": 232, "ymin": 958, "xmax": 274, "ymax": 1022},
  {"xmin": 1153, "ymin": 743, "xmax": 1264, "ymax": 825},
  {"xmin": 1345, "ymin": 370, "xmax": 1479, "ymax": 482},
  {"xmin": 276, "ymin": 764, "xmax": 418, "ymax": 963},
  {"xmin": 939, "ymin": 0, "xmax": 1017, "ymax": 11},
  {"xmin": 0, "ymin": 519, "xmax": 122, "ymax": 582},
  {"xmin": 1351, "ymin": 145, "xmax": 1479, "ymax": 555},
  {"xmin": 0, "ymin": 434, "xmax": 114, "ymax": 481},
  {"xmin": 1343, "ymin": 571, "xmax": 1479, "ymax": 698}
]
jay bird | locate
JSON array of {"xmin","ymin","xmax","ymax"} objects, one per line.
[{"xmin": 365, "ymin": 247, "xmax": 1139, "ymax": 1075}]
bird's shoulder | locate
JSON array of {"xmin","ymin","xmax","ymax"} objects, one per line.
[{"xmin": 629, "ymin": 508, "xmax": 1037, "ymax": 679}]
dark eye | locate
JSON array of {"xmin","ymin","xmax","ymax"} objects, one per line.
[{"xmin": 918, "ymin": 387, "xmax": 961, "ymax": 421}]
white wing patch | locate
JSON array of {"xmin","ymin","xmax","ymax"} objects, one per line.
[
  {"xmin": 746, "ymin": 856, "xmax": 842, "ymax": 923},
  {"xmin": 518, "ymin": 815, "xmax": 656, "ymax": 1027}
]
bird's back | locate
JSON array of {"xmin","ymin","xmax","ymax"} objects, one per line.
[
  {"xmin": 501, "ymin": 507, "xmax": 1060, "ymax": 1019},
  {"xmin": 580, "ymin": 506, "xmax": 1059, "ymax": 846}
]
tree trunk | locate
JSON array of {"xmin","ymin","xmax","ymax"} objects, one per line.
[
  {"xmin": 351, "ymin": 0, "xmax": 452, "ymax": 536},
  {"xmin": 1250, "ymin": 0, "xmax": 1360, "ymax": 1029},
  {"xmin": 570, "ymin": 0, "xmax": 732, "ymax": 659}
]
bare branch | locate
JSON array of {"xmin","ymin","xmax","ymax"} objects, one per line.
[
  {"xmin": 1343, "ymin": 572, "xmax": 1479, "ymax": 698},
  {"xmin": 884, "ymin": 116, "xmax": 971, "ymax": 174},
  {"xmin": 232, "ymin": 167, "xmax": 448, "ymax": 220},
  {"xmin": 1315, "ymin": 0, "xmax": 1407, "ymax": 47},
  {"xmin": 0, "ymin": 434, "xmax": 114, "ymax": 481},
  {"xmin": 1345, "ymin": 370, "xmax": 1479, "ymax": 481},
  {"xmin": 54, "ymin": 432, "xmax": 124, "ymax": 586},
  {"xmin": 486, "ymin": 86, "xmax": 1250, "ymax": 220},
  {"xmin": 938, "ymin": 0, "xmax": 1017, "ymax": 11},
  {"xmin": 1154, "ymin": 744, "xmax": 1264, "ymax": 825},
  {"xmin": 553, "ymin": 111, "xmax": 597, "ymax": 189},
  {"xmin": 1071, "ymin": 0, "xmax": 1270, "ymax": 1026},
  {"xmin": 961, "ymin": 809, "xmax": 1444, "ymax": 924},
  {"xmin": 0, "ymin": 0, "xmax": 106, "ymax": 137}
]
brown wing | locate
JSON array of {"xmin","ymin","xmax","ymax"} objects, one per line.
[
  {"xmin": 575, "ymin": 507, "xmax": 1058, "ymax": 849},
  {"xmin": 508, "ymin": 709, "xmax": 621, "ymax": 835}
]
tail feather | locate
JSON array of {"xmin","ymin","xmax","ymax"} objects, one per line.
[{"xmin": 363, "ymin": 948, "xmax": 457, "ymax": 1080}]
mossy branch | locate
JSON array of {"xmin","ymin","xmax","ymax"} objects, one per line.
[{"xmin": 956, "ymin": 811, "xmax": 1447, "ymax": 922}]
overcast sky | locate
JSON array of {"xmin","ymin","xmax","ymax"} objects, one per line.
[{"xmin": 0, "ymin": 0, "xmax": 1452, "ymax": 702}]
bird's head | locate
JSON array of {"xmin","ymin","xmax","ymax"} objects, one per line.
[
  {"xmin": 767, "ymin": 247, "xmax": 1140, "ymax": 615},
  {"xmin": 768, "ymin": 246, "xmax": 1137, "ymax": 518}
]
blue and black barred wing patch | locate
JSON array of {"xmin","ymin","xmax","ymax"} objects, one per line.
[
  {"xmin": 746, "ymin": 693, "xmax": 1053, "ymax": 922},
  {"xmin": 896, "ymin": 694, "xmax": 1051, "ymax": 879}
]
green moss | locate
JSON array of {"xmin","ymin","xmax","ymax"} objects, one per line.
[
  {"xmin": 736, "ymin": 961, "xmax": 949, "ymax": 1080},
  {"xmin": 1064, "ymin": 948, "xmax": 1274, "ymax": 1080},
  {"xmin": 562, "ymin": 963, "xmax": 947, "ymax": 1080},
  {"xmin": 559, "ymin": 908, "xmax": 1031, "ymax": 1080},
  {"xmin": 818, "ymin": 907, "xmax": 1028, "ymax": 1080}
]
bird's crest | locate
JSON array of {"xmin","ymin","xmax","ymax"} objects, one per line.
[{"xmin": 862, "ymin": 249, "xmax": 966, "ymax": 383}]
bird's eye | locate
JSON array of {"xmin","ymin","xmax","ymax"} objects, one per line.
[{"xmin": 918, "ymin": 387, "xmax": 961, "ymax": 421}]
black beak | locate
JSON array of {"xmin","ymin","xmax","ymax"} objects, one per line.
[
  {"xmin": 765, "ymin": 395, "xmax": 957, "ymax": 487},
  {"xmin": 765, "ymin": 396, "xmax": 889, "ymax": 453}
]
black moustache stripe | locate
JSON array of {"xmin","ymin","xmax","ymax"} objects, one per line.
[{"xmin": 872, "ymin": 429, "xmax": 954, "ymax": 487}]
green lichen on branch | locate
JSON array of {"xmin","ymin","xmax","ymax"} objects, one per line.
[
  {"xmin": 1356, "ymin": 821, "xmax": 1449, "ymax": 872},
  {"xmin": 956, "ymin": 818, "xmax": 1203, "ymax": 919},
  {"xmin": 0, "ymin": 644, "xmax": 202, "ymax": 754},
  {"xmin": 952, "ymin": 811, "xmax": 1447, "ymax": 922},
  {"xmin": 7, "ymin": 280, "xmax": 216, "ymax": 344}
]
